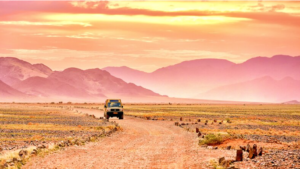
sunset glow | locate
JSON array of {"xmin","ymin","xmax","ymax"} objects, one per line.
[{"xmin": 1, "ymin": 1, "xmax": 300, "ymax": 72}]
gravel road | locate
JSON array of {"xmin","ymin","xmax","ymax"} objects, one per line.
[{"xmin": 23, "ymin": 109, "xmax": 235, "ymax": 169}]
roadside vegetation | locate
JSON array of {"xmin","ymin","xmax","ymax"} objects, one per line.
[
  {"xmin": 123, "ymin": 104, "xmax": 300, "ymax": 143},
  {"xmin": 0, "ymin": 103, "xmax": 117, "ymax": 168}
]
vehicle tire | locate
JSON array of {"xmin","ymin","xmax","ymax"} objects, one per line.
[{"xmin": 119, "ymin": 115, "xmax": 124, "ymax": 120}]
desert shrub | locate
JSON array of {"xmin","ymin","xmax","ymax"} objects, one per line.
[
  {"xmin": 106, "ymin": 125, "xmax": 116, "ymax": 130},
  {"xmin": 96, "ymin": 126, "xmax": 104, "ymax": 130},
  {"xmin": 226, "ymin": 118, "xmax": 231, "ymax": 123},
  {"xmin": 210, "ymin": 159, "xmax": 224, "ymax": 169},
  {"xmin": 200, "ymin": 133, "xmax": 224, "ymax": 145}
]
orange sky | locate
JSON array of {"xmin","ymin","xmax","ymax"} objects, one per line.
[{"xmin": 0, "ymin": 1, "xmax": 300, "ymax": 72}]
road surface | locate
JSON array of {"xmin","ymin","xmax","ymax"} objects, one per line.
[{"xmin": 24, "ymin": 108, "xmax": 235, "ymax": 169}]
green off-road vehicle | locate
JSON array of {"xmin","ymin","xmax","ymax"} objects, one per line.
[{"xmin": 104, "ymin": 99, "xmax": 124, "ymax": 119}]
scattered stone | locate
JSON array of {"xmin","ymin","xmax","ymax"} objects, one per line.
[
  {"xmin": 38, "ymin": 145, "xmax": 46, "ymax": 149},
  {"xmin": 226, "ymin": 146, "xmax": 231, "ymax": 150},
  {"xmin": 240, "ymin": 146, "xmax": 246, "ymax": 151},
  {"xmin": 18, "ymin": 150, "xmax": 28, "ymax": 158},
  {"xmin": 175, "ymin": 122, "xmax": 179, "ymax": 126},
  {"xmin": 246, "ymin": 143, "xmax": 250, "ymax": 152},
  {"xmin": 31, "ymin": 149, "xmax": 37, "ymax": 156},
  {"xmin": 219, "ymin": 157, "xmax": 225, "ymax": 164},
  {"xmin": 197, "ymin": 119, "xmax": 201, "ymax": 122},
  {"xmin": 236, "ymin": 149, "xmax": 243, "ymax": 161},
  {"xmin": 253, "ymin": 144, "xmax": 258, "ymax": 157},
  {"xmin": 195, "ymin": 128, "xmax": 199, "ymax": 133},
  {"xmin": 214, "ymin": 119, "xmax": 217, "ymax": 122},
  {"xmin": 248, "ymin": 146, "xmax": 255, "ymax": 159},
  {"xmin": 180, "ymin": 117, "xmax": 183, "ymax": 121},
  {"xmin": 258, "ymin": 147, "xmax": 263, "ymax": 156},
  {"xmin": 3, "ymin": 163, "xmax": 8, "ymax": 168},
  {"xmin": 198, "ymin": 132, "xmax": 202, "ymax": 137},
  {"xmin": 12, "ymin": 158, "xmax": 18, "ymax": 163}
]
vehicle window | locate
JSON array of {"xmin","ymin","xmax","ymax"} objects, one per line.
[
  {"xmin": 109, "ymin": 100, "xmax": 119, "ymax": 102},
  {"xmin": 108, "ymin": 102, "xmax": 121, "ymax": 107}
]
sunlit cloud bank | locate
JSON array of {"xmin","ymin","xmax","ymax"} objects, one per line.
[{"xmin": 1, "ymin": 1, "xmax": 300, "ymax": 72}]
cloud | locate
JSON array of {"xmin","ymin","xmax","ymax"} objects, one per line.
[
  {"xmin": 269, "ymin": 4, "xmax": 285, "ymax": 12},
  {"xmin": 249, "ymin": 2, "xmax": 285, "ymax": 12},
  {"xmin": 0, "ymin": 21, "xmax": 91, "ymax": 27},
  {"xmin": 70, "ymin": 1, "xmax": 109, "ymax": 9},
  {"xmin": 1, "ymin": 1, "xmax": 299, "ymax": 27}
]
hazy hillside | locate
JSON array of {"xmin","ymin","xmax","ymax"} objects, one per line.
[
  {"xmin": 1, "ymin": 55, "xmax": 300, "ymax": 103},
  {"xmin": 0, "ymin": 80, "xmax": 29, "ymax": 101},
  {"xmin": 104, "ymin": 55, "xmax": 300, "ymax": 102},
  {"xmin": 0, "ymin": 57, "xmax": 52, "ymax": 85},
  {"xmin": 197, "ymin": 76, "xmax": 300, "ymax": 103},
  {"xmin": 13, "ymin": 68, "xmax": 162, "ymax": 101},
  {"xmin": 104, "ymin": 59, "xmax": 236, "ymax": 97}
]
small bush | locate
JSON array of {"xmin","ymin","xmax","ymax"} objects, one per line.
[
  {"xmin": 96, "ymin": 126, "xmax": 104, "ymax": 130},
  {"xmin": 106, "ymin": 125, "xmax": 116, "ymax": 130},
  {"xmin": 200, "ymin": 133, "xmax": 224, "ymax": 145},
  {"xmin": 210, "ymin": 159, "xmax": 224, "ymax": 169},
  {"xmin": 226, "ymin": 118, "xmax": 231, "ymax": 123}
]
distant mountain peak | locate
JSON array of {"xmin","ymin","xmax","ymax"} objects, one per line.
[
  {"xmin": 0, "ymin": 57, "xmax": 53, "ymax": 85},
  {"xmin": 272, "ymin": 55, "xmax": 293, "ymax": 59},
  {"xmin": 283, "ymin": 100, "xmax": 300, "ymax": 104},
  {"xmin": 63, "ymin": 67, "xmax": 84, "ymax": 72}
]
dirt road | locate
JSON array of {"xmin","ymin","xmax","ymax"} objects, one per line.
[{"xmin": 24, "ymin": 109, "xmax": 235, "ymax": 169}]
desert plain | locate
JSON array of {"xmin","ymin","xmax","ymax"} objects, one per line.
[{"xmin": 0, "ymin": 103, "xmax": 299, "ymax": 169}]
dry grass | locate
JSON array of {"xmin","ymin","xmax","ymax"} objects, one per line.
[
  {"xmin": 123, "ymin": 104, "xmax": 300, "ymax": 140},
  {"xmin": 0, "ymin": 104, "xmax": 110, "ymax": 154},
  {"xmin": 0, "ymin": 103, "xmax": 119, "ymax": 168}
]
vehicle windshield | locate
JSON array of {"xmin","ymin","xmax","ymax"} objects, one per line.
[{"xmin": 108, "ymin": 102, "xmax": 121, "ymax": 107}]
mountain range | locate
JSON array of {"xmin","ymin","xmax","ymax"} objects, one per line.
[
  {"xmin": 0, "ymin": 57, "xmax": 164, "ymax": 102},
  {"xmin": 104, "ymin": 55, "xmax": 300, "ymax": 102},
  {"xmin": 0, "ymin": 55, "xmax": 299, "ymax": 103}
]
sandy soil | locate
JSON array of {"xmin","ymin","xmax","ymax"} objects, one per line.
[{"xmin": 23, "ymin": 109, "xmax": 236, "ymax": 169}]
